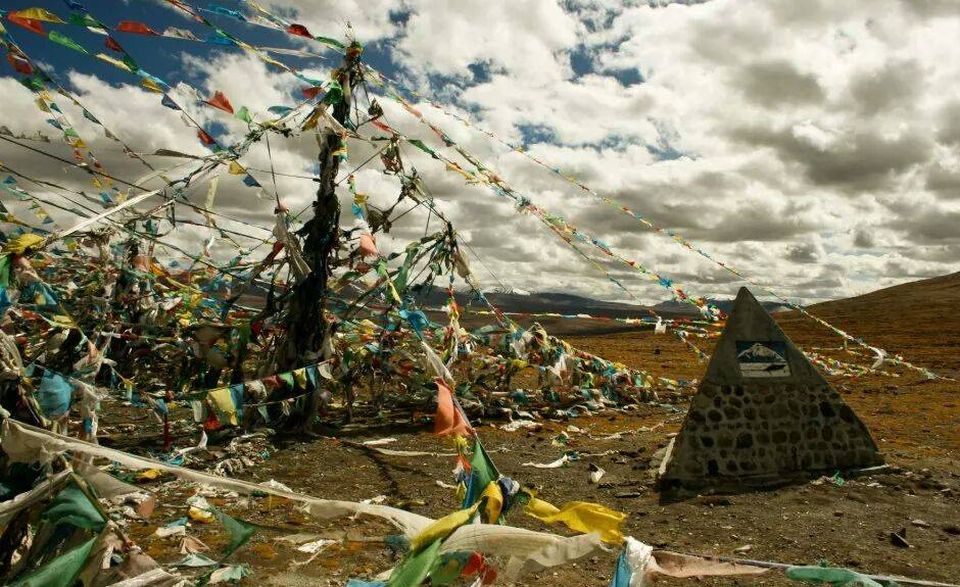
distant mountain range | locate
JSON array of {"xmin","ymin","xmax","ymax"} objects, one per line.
[
  {"xmin": 413, "ymin": 287, "xmax": 790, "ymax": 318},
  {"xmin": 238, "ymin": 281, "xmax": 789, "ymax": 318},
  {"xmin": 652, "ymin": 298, "xmax": 792, "ymax": 315},
  {"xmin": 403, "ymin": 287, "xmax": 662, "ymax": 319}
]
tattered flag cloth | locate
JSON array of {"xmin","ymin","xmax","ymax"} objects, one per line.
[
  {"xmin": 42, "ymin": 483, "xmax": 106, "ymax": 531},
  {"xmin": 409, "ymin": 501, "xmax": 481, "ymax": 552},
  {"xmin": 1, "ymin": 419, "xmax": 609, "ymax": 580},
  {"xmin": 464, "ymin": 438, "xmax": 498, "ymax": 509},
  {"xmin": 387, "ymin": 539, "xmax": 443, "ymax": 587},
  {"xmin": 610, "ymin": 538, "xmax": 768, "ymax": 585},
  {"xmin": 9, "ymin": 537, "xmax": 97, "ymax": 587},
  {"xmin": 209, "ymin": 506, "xmax": 256, "ymax": 556},
  {"xmin": 37, "ymin": 369, "xmax": 75, "ymax": 419},
  {"xmin": 433, "ymin": 377, "xmax": 472, "ymax": 437},
  {"xmin": 524, "ymin": 497, "xmax": 626, "ymax": 544}
]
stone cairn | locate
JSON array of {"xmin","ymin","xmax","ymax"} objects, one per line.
[{"xmin": 659, "ymin": 287, "xmax": 883, "ymax": 491}]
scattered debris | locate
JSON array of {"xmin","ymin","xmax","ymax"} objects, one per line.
[
  {"xmin": 522, "ymin": 452, "xmax": 578, "ymax": 468},
  {"xmin": 589, "ymin": 463, "xmax": 606, "ymax": 484}
]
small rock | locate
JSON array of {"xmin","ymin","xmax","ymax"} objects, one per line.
[
  {"xmin": 734, "ymin": 544, "xmax": 752, "ymax": 554},
  {"xmin": 911, "ymin": 519, "xmax": 930, "ymax": 528}
]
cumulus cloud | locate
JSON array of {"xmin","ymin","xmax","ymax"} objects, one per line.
[{"xmin": 2, "ymin": 0, "xmax": 959, "ymax": 305}]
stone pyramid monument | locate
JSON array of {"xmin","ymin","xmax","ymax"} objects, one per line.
[{"xmin": 659, "ymin": 287, "xmax": 883, "ymax": 489}]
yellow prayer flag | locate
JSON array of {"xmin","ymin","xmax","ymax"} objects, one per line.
[
  {"xmin": 293, "ymin": 368, "xmax": 308, "ymax": 389},
  {"xmin": 95, "ymin": 53, "xmax": 133, "ymax": 72},
  {"xmin": 524, "ymin": 497, "xmax": 626, "ymax": 544},
  {"xmin": 141, "ymin": 78, "xmax": 164, "ymax": 93},
  {"xmin": 3, "ymin": 233, "xmax": 45, "ymax": 254},
  {"xmin": 228, "ymin": 161, "xmax": 246, "ymax": 175},
  {"xmin": 409, "ymin": 502, "xmax": 480, "ymax": 552},
  {"xmin": 207, "ymin": 387, "xmax": 238, "ymax": 426},
  {"xmin": 13, "ymin": 8, "xmax": 65, "ymax": 23},
  {"xmin": 480, "ymin": 481, "xmax": 503, "ymax": 523}
]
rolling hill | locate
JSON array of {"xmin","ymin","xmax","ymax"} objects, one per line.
[{"xmin": 776, "ymin": 271, "xmax": 960, "ymax": 374}]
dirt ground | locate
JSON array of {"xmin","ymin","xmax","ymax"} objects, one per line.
[{"xmin": 110, "ymin": 303, "xmax": 960, "ymax": 586}]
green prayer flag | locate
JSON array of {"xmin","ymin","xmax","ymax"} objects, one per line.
[
  {"xmin": 407, "ymin": 139, "xmax": 437, "ymax": 158},
  {"xmin": 48, "ymin": 31, "xmax": 88, "ymax": 54},
  {"xmin": 386, "ymin": 538, "xmax": 442, "ymax": 587},
  {"xmin": 121, "ymin": 55, "xmax": 139, "ymax": 73},
  {"xmin": 464, "ymin": 438, "xmax": 498, "ymax": 508},
  {"xmin": 210, "ymin": 507, "xmax": 255, "ymax": 556},
  {"xmin": 786, "ymin": 566, "xmax": 883, "ymax": 587},
  {"xmin": 42, "ymin": 484, "xmax": 106, "ymax": 531},
  {"xmin": 0, "ymin": 255, "xmax": 11, "ymax": 288},
  {"xmin": 11, "ymin": 537, "xmax": 96, "ymax": 587},
  {"xmin": 322, "ymin": 81, "xmax": 343, "ymax": 105},
  {"xmin": 314, "ymin": 36, "xmax": 346, "ymax": 50},
  {"xmin": 235, "ymin": 105, "xmax": 252, "ymax": 124},
  {"xmin": 68, "ymin": 12, "xmax": 105, "ymax": 30}
]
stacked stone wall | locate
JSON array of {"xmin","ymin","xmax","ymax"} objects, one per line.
[{"xmin": 668, "ymin": 381, "xmax": 881, "ymax": 482}]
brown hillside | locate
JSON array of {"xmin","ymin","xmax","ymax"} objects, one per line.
[
  {"xmin": 777, "ymin": 271, "xmax": 960, "ymax": 374},
  {"xmin": 563, "ymin": 272, "xmax": 960, "ymax": 462}
]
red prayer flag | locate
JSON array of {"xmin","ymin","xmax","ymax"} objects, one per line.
[
  {"xmin": 371, "ymin": 120, "xmax": 396, "ymax": 134},
  {"xmin": 206, "ymin": 90, "xmax": 234, "ymax": 114},
  {"xmin": 301, "ymin": 86, "xmax": 324, "ymax": 99},
  {"xmin": 116, "ymin": 20, "xmax": 157, "ymax": 35},
  {"xmin": 7, "ymin": 14, "xmax": 45, "ymax": 36},
  {"xmin": 286, "ymin": 23, "xmax": 312, "ymax": 38},
  {"xmin": 6, "ymin": 53, "xmax": 33, "ymax": 75},
  {"xmin": 105, "ymin": 37, "xmax": 123, "ymax": 52},
  {"xmin": 196, "ymin": 129, "xmax": 215, "ymax": 146}
]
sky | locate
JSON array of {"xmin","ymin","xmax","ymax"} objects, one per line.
[{"xmin": 1, "ymin": 0, "xmax": 958, "ymax": 306}]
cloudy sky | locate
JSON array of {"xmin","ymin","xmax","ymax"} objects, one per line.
[{"xmin": 1, "ymin": 0, "xmax": 958, "ymax": 305}]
